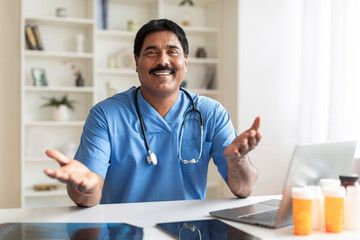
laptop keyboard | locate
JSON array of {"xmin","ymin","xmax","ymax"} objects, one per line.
[{"xmin": 238, "ymin": 209, "xmax": 278, "ymax": 225}]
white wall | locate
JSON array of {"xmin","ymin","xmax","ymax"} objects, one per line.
[
  {"xmin": 221, "ymin": 0, "xmax": 239, "ymax": 126},
  {"xmin": 222, "ymin": 0, "xmax": 305, "ymax": 196},
  {"xmin": 237, "ymin": 0, "xmax": 303, "ymax": 195},
  {"xmin": 0, "ymin": 0, "xmax": 21, "ymax": 208},
  {"xmin": 221, "ymin": 0, "xmax": 304, "ymax": 197},
  {"xmin": 220, "ymin": 0, "xmax": 240, "ymax": 197}
]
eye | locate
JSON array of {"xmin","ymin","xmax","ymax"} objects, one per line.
[
  {"xmin": 168, "ymin": 49, "xmax": 179, "ymax": 56},
  {"xmin": 145, "ymin": 50, "xmax": 157, "ymax": 56}
]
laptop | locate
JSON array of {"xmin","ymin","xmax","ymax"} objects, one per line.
[{"xmin": 210, "ymin": 140, "xmax": 357, "ymax": 228}]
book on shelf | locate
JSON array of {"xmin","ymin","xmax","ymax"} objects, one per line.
[
  {"xmin": 32, "ymin": 25, "xmax": 44, "ymax": 50},
  {"xmin": 25, "ymin": 24, "xmax": 37, "ymax": 50},
  {"xmin": 97, "ymin": 0, "xmax": 107, "ymax": 29},
  {"xmin": 102, "ymin": 0, "xmax": 108, "ymax": 29},
  {"xmin": 97, "ymin": 0, "xmax": 103, "ymax": 29},
  {"xmin": 25, "ymin": 24, "xmax": 44, "ymax": 50}
]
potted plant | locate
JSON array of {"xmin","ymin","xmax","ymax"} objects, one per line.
[
  {"xmin": 41, "ymin": 95, "xmax": 76, "ymax": 121},
  {"xmin": 179, "ymin": 0, "xmax": 194, "ymax": 26},
  {"xmin": 179, "ymin": 0, "xmax": 194, "ymax": 6}
]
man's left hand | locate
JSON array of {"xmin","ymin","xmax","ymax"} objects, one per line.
[
  {"xmin": 224, "ymin": 116, "xmax": 262, "ymax": 161},
  {"xmin": 224, "ymin": 116, "xmax": 262, "ymax": 197}
]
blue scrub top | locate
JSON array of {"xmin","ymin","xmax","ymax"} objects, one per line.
[{"xmin": 75, "ymin": 87, "xmax": 237, "ymax": 204}]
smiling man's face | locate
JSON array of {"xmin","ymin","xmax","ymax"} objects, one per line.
[{"xmin": 135, "ymin": 30, "xmax": 188, "ymax": 99}]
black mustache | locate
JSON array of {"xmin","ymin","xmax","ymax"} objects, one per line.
[{"xmin": 149, "ymin": 65, "xmax": 176, "ymax": 75}]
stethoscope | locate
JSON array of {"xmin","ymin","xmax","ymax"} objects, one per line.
[
  {"xmin": 134, "ymin": 86, "xmax": 203, "ymax": 165},
  {"xmin": 178, "ymin": 223, "xmax": 202, "ymax": 240}
]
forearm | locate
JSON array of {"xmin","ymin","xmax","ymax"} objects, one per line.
[{"xmin": 226, "ymin": 155, "xmax": 258, "ymax": 198}]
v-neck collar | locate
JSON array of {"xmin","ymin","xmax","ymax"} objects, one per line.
[{"xmin": 135, "ymin": 89, "xmax": 190, "ymax": 134}]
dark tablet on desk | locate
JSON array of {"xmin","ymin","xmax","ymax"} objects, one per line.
[
  {"xmin": 157, "ymin": 219, "xmax": 261, "ymax": 240},
  {"xmin": 0, "ymin": 222, "xmax": 143, "ymax": 240}
]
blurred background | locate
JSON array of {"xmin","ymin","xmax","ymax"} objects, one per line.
[{"xmin": 0, "ymin": 0, "xmax": 359, "ymax": 208}]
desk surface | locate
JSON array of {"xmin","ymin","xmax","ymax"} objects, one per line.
[{"xmin": 0, "ymin": 195, "xmax": 359, "ymax": 239}]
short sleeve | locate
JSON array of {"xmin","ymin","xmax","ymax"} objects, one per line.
[{"xmin": 74, "ymin": 105, "xmax": 111, "ymax": 179}]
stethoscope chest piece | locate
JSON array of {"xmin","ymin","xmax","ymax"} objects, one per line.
[{"xmin": 147, "ymin": 151, "xmax": 157, "ymax": 165}]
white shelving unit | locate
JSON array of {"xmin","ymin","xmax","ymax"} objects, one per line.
[
  {"xmin": 20, "ymin": 0, "xmax": 223, "ymax": 207},
  {"xmin": 21, "ymin": 0, "xmax": 95, "ymax": 208}
]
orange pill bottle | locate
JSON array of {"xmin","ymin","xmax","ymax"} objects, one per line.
[
  {"xmin": 323, "ymin": 186, "xmax": 346, "ymax": 233},
  {"xmin": 292, "ymin": 187, "xmax": 314, "ymax": 235}
]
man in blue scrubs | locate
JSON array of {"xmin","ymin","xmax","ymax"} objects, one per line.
[{"xmin": 45, "ymin": 19, "xmax": 262, "ymax": 207}]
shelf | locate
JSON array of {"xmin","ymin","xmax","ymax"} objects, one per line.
[
  {"xmin": 25, "ymin": 157, "xmax": 52, "ymax": 163},
  {"xmin": 188, "ymin": 58, "xmax": 218, "ymax": 64},
  {"xmin": 164, "ymin": 0, "xmax": 218, "ymax": 7},
  {"xmin": 108, "ymin": 0, "xmax": 156, "ymax": 5},
  {"xmin": 25, "ymin": 187, "xmax": 68, "ymax": 197},
  {"xmin": 25, "ymin": 50, "xmax": 94, "ymax": 59},
  {"xmin": 25, "ymin": 16, "xmax": 94, "ymax": 27},
  {"xmin": 25, "ymin": 157, "xmax": 75, "ymax": 163},
  {"xmin": 25, "ymin": 86, "xmax": 94, "ymax": 93},
  {"xmin": 25, "ymin": 121, "xmax": 85, "ymax": 127},
  {"xmin": 182, "ymin": 26, "xmax": 218, "ymax": 34},
  {"xmin": 190, "ymin": 89, "xmax": 219, "ymax": 95},
  {"xmin": 97, "ymin": 29, "xmax": 136, "ymax": 38},
  {"xmin": 97, "ymin": 68, "xmax": 137, "ymax": 75}
]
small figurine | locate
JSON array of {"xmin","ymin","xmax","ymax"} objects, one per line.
[
  {"xmin": 196, "ymin": 47, "xmax": 207, "ymax": 58},
  {"xmin": 75, "ymin": 73, "xmax": 85, "ymax": 87}
]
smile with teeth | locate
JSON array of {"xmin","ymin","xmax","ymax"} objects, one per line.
[{"xmin": 153, "ymin": 71, "xmax": 172, "ymax": 76}]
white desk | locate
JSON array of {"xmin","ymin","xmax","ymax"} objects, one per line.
[{"xmin": 0, "ymin": 195, "xmax": 359, "ymax": 239}]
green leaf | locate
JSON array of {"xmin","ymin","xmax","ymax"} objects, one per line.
[
  {"xmin": 179, "ymin": 0, "xmax": 194, "ymax": 6},
  {"xmin": 40, "ymin": 94, "xmax": 77, "ymax": 111}
]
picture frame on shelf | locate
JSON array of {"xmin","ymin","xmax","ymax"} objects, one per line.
[
  {"xmin": 31, "ymin": 67, "xmax": 48, "ymax": 86},
  {"xmin": 202, "ymin": 66, "xmax": 216, "ymax": 89}
]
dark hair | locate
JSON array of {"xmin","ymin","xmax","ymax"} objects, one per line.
[{"xmin": 133, "ymin": 19, "xmax": 189, "ymax": 57}]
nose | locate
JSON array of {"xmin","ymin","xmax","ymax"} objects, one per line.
[{"xmin": 157, "ymin": 51, "xmax": 170, "ymax": 66}]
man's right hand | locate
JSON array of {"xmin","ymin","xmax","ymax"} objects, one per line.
[{"xmin": 44, "ymin": 149, "xmax": 103, "ymax": 207}]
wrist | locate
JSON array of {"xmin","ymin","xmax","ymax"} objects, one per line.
[
  {"xmin": 73, "ymin": 186, "xmax": 98, "ymax": 196},
  {"xmin": 227, "ymin": 154, "xmax": 248, "ymax": 162}
]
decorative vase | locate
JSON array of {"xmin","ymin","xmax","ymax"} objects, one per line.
[
  {"xmin": 181, "ymin": 8, "xmax": 191, "ymax": 26},
  {"xmin": 196, "ymin": 47, "xmax": 207, "ymax": 58},
  {"xmin": 76, "ymin": 73, "xmax": 85, "ymax": 87},
  {"xmin": 51, "ymin": 105, "xmax": 70, "ymax": 121}
]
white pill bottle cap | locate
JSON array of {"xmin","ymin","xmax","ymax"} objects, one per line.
[
  {"xmin": 323, "ymin": 186, "xmax": 346, "ymax": 198},
  {"xmin": 320, "ymin": 179, "xmax": 341, "ymax": 189},
  {"xmin": 304, "ymin": 185, "xmax": 322, "ymax": 197},
  {"xmin": 291, "ymin": 187, "xmax": 315, "ymax": 199}
]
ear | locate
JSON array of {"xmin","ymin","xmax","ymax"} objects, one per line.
[
  {"xmin": 184, "ymin": 55, "xmax": 188, "ymax": 73},
  {"xmin": 134, "ymin": 55, "xmax": 139, "ymax": 72}
]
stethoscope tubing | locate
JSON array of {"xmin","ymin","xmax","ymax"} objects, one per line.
[{"xmin": 134, "ymin": 86, "xmax": 203, "ymax": 165}]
